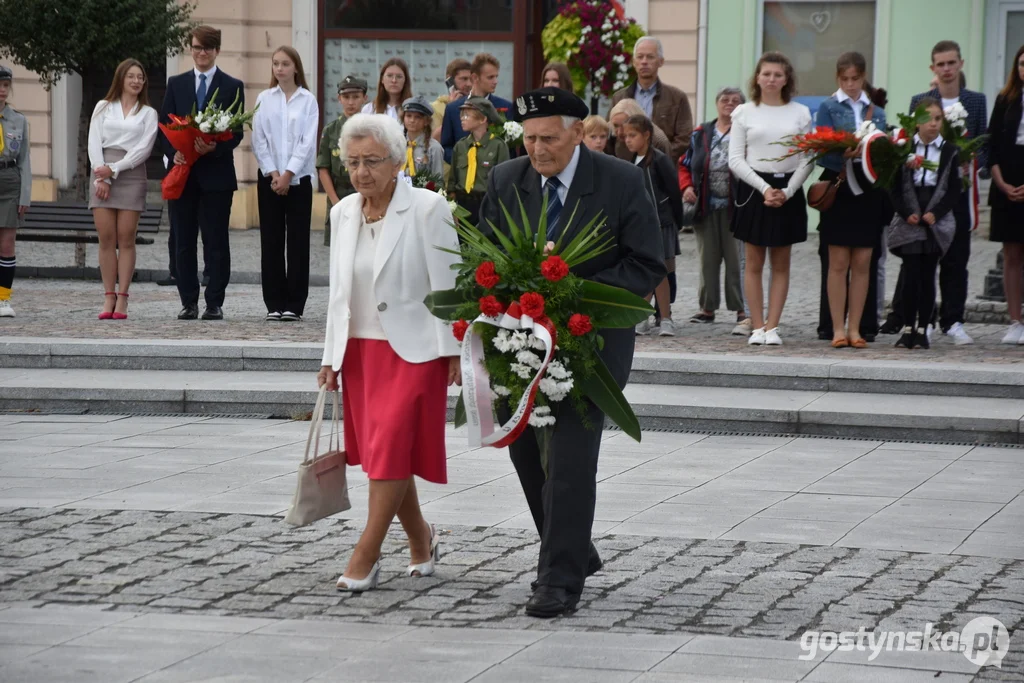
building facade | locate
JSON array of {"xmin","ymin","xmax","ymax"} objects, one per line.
[{"xmin": 18, "ymin": 0, "xmax": 1021, "ymax": 227}]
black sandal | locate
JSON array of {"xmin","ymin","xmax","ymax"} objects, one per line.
[{"xmin": 689, "ymin": 312, "xmax": 715, "ymax": 323}]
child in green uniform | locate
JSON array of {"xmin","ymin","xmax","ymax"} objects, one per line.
[
  {"xmin": 316, "ymin": 75, "xmax": 367, "ymax": 245},
  {"xmin": 448, "ymin": 97, "xmax": 508, "ymax": 225}
]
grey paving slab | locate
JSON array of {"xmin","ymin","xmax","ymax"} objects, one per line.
[
  {"xmin": 650, "ymin": 652, "xmax": 818, "ymax": 679},
  {"xmin": 0, "ymin": 605, "xmax": 135, "ymax": 627},
  {"xmin": 824, "ymin": 646, "xmax": 981, "ymax": 673},
  {"xmin": 539, "ymin": 631, "xmax": 693, "ymax": 652},
  {"xmin": 720, "ymin": 517, "xmax": 854, "ymax": 545},
  {"xmin": 469, "ymin": 664, "xmax": 640, "ymax": 683},
  {"xmin": 253, "ymin": 619, "xmax": 412, "ymax": 641},
  {"xmin": 133, "ymin": 650, "xmax": 340, "ymax": 683},
  {"xmin": 754, "ymin": 493, "xmax": 894, "ymax": 522},
  {"xmin": 835, "ymin": 522, "xmax": 973, "ymax": 554},
  {"xmin": 0, "ymin": 622, "xmax": 103, "ymax": 646},
  {"xmin": 678, "ymin": 635, "xmax": 827, "ymax": 661},
  {"xmin": 0, "ymin": 644, "xmax": 192, "ymax": 683},
  {"xmin": 801, "ymin": 662, "xmax": 975, "ymax": 682},
  {"xmin": 502, "ymin": 642, "xmax": 671, "ymax": 671}
]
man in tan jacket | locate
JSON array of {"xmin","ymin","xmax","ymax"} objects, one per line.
[{"xmin": 610, "ymin": 37, "xmax": 693, "ymax": 163}]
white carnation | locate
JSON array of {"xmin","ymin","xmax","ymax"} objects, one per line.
[
  {"xmin": 216, "ymin": 113, "xmax": 231, "ymax": 131},
  {"xmin": 539, "ymin": 377, "xmax": 569, "ymax": 402},
  {"xmin": 493, "ymin": 329, "xmax": 513, "ymax": 353},
  {"xmin": 515, "ymin": 350, "xmax": 542, "ymax": 369},
  {"xmin": 510, "ymin": 363, "xmax": 534, "ymax": 379},
  {"xmin": 545, "ymin": 360, "xmax": 570, "ymax": 380},
  {"xmin": 528, "ymin": 413, "xmax": 556, "ymax": 428},
  {"xmin": 510, "ymin": 331, "xmax": 529, "ymax": 351},
  {"xmin": 199, "ymin": 121, "xmax": 212, "ymax": 133},
  {"xmin": 194, "ymin": 112, "xmax": 205, "ymax": 124},
  {"xmin": 527, "ymin": 334, "xmax": 547, "ymax": 351},
  {"xmin": 492, "ymin": 385, "xmax": 511, "ymax": 397}
]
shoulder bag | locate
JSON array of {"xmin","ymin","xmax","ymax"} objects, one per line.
[{"xmin": 284, "ymin": 386, "xmax": 351, "ymax": 527}]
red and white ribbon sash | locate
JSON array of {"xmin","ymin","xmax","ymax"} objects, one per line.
[
  {"xmin": 461, "ymin": 302, "xmax": 556, "ymax": 449},
  {"xmin": 859, "ymin": 130, "xmax": 888, "ymax": 186}
]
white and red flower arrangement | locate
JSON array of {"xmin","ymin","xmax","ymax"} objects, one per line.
[{"xmin": 425, "ymin": 196, "xmax": 653, "ymax": 470}]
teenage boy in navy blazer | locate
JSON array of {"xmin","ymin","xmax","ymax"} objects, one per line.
[
  {"xmin": 440, "ymin": 53, "xmax": 512, "ymax": 164},
  {"xmin": 159, "ymin": 25, "xmax": 244, "ymax": 321}
]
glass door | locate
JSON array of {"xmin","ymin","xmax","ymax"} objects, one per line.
[{"xmin": 998, "ymin": 4, "xmax": 1024, "ymax": 87}]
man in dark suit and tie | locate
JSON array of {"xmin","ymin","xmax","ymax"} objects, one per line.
[
  {"xmin": 479, "ymin": 87, "xmax": 666, "ymax": 618},
  {"xmin": 159, "ymin": 25, "xmax": 244, "ymax": 320},
  {"xmin": 440, "ymin": 53, "xmax": 512, "ymax": 164}
]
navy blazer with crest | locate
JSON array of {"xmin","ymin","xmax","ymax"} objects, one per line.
[
  {"xmin": 159, "ymin": 68, "xmax": 245, "ymax": 193},
  {"xmin": 478, "ymin": 145, "xmax": 666, "ymax": 386}
]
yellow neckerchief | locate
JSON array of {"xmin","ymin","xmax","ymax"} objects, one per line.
[
  {"xmin": 405, "ymin": 138, "xmax": 417, "ymax": 177},
  {"xmin": 464, "ymin": 133, "xmax": 493, "ymax": 193}
]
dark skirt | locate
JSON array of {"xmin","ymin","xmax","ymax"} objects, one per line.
[
  {"xmin": 989, "ymin": 143, "xmax": 1024, "ymax": 244},
  {"xmin": 818, "ymin": 165, "xmax": 888, "ymax": 248},
  {"xmin": 892, "ymin": 187, "xmax": 942, "ymax": 256},
  {"xmin": 0, "ymin": 166, "xmax": 21, "ymax": 227},
  {"xmin": 662, "ymin": 223, "xmax": 681, "ymax": 259},
  {"xmin": 731, "ymin": 171, "xmax": 807, "ymax": 247}
]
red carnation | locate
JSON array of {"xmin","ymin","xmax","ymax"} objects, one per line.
[
  {"xmin": 540, "ymin": 255, "xmax": 570, "ymax": 282},
  {"xmin": 475, "ymin": 261, "xmax": 500, "ymax": 289},
  {"xmin": 519, "ymin": 292, "xmax": 545, "ymax": 319},
  {"xmin": 568, "ymin": 313, "xmax": 593, "ymax": 336},
  {"xmin": 452, "ymin": 319, "xmax": 469, "ymax": 342},
  {"xmin": 479, "ymin": 296, "xmax": 504, "ymax": 317},
  {"xmin": 425, "ymin": 181, "xmax": 436, "ymax": 191}
]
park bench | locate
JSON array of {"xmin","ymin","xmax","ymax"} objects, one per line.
[{"xmin": 19, "ymin": 201, "xmax": 163, "ymax": 267}]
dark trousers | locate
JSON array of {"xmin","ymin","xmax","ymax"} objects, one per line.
[
  {"xmin": 886, "ymin": 196, "xmax": 971, "ymax": 331},
  {"xmin": 257, "ymin": 173, "xmax": 312, "ymax": 315},
  {"xmin": 166, "ymin": 203, "xmax": 208, "ymax": 281},
  {"xmin": 172, "ymin": 177, "xmax": 232, "ymax": 308},
  {"xmin": 900, "ymin": 252, "xmax": 940, "ymax": 329},
  {"xmin": 817, "ymin": 238, "xmax": 880, "ymax": 337},
  {"xmin": 503, "ymin": 328, "xmax": 633, "ymax": 595}
]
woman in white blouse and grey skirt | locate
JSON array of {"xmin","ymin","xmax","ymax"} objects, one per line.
[
  {"xmin": 728, "ymin": 52, "xmax": 813, "ymax": 346},
  {"xmin": 88, "ymin": 58, "xmax": 159, "ymax": 320},
  {"xmin": 252, "ymin": 47, "xmax": 320, "ymax": 322}
]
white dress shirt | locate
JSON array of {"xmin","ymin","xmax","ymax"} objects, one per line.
[
  {"xmin": 835, "ymin": 88, "xmax": 871, "ymax": 127},
  {"xmin": 361, "ymin": 102, "xmax": 400, "ymax": 121},
  {"xmin": 195, "ymin": 66, "xmax": 217, "ymax": 96},
  {"xmin": 1017, "ymin": 94, "xmax": 1024, "ymax": 145},
  {"xmin": 540, "ymin": 145, "xmax": 581, "ymax": 204},
  {"xmin": 728, "ymin": 101, "xmax": 814, "ymax": 199},
  {"xmin": 251, "ymin": 86, "xmax": 320, "ymax": 183},
  {"xmin": 87, "ymin": 100, "xmax": 159, "ymax": 179},
  {"xmin": 912, "ymin": 134, "xmax": 944, "ymax": 186}
]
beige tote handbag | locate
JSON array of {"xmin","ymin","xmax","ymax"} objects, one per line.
[{"xmin": 284, "ymin": 387, "xmax": 351, "ymax": 527}]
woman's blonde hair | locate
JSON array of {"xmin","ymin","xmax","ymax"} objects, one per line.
[
  {"xmin": 608, "ymin": 98, "xmax": 648, "ymax": 122},
  {"xmin": 583, "ymin": 115, "xmax": 611, "ymax": 136}
]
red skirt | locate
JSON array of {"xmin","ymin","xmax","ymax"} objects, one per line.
[{"xmin": 341, "ymin": 339, "xmax": 449, "ymax": 484}]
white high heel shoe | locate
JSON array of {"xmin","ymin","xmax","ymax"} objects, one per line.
[
  {"xmin": 336, "ymin": 560, "xmax": 381, "ymax": 592},
  {"xmin": 407, "ymin": 523, "xmax": 440, "ymax": 577}
]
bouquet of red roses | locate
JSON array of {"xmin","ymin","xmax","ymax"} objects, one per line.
[
  {"xmin": 424, "ymin": 195, "xmax": 653, "ymax": 472},
  {"xmin": 158, "ymin": 88, "xmax": 258, "ymax": 200}
]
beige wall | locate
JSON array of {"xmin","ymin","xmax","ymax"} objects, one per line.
[
  {"xmin": 11, "ymin": 63, "xmax": 55, "ymax": 199},
  {"xmin": 648, "ymin": 0, "xmax": 700, "ymax": 109}
]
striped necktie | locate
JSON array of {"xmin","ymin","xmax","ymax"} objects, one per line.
[{"xmin": 545, "ymin": 176, "xmax": 563, "ymax": 240}]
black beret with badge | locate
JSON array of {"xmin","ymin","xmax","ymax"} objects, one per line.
[
  {"xmin": 514, "ymin": 86, "xmax": 589, "ymax": 123},
  {"xmin": 337, "ymin": 74, "xmax": 368, "ymax": 94}
]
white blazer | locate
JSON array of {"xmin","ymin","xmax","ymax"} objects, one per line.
[{"xmin": 322, "ymin": 179, "xmax": 461, "ymax": 370}]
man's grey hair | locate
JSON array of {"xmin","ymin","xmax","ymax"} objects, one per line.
[
  {"xmin": 339, "ymin": 113, "xmax": 405, "ymax": 162},
  {"xmin": 634, "ymin": 36, "xmax": 664, "ymax": 59},
  {"xmin": 562, "ymin": 116, "xmax": 581, "ymax": 129},
  {"xmin": 716, "ymin": 86, "xmax": 746, "ymax": 103}
]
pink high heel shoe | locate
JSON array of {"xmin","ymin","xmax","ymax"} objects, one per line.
[
  {"xmin": 112, "ymin": 291, "xmax": 129, "ymax": 320},
  {"xmin": 98, "ymin": 292, "xmax": 116, "ymax": 320}
]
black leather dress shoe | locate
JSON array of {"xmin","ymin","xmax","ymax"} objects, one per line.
[
  {"xmin": 863, "ymin": 334, "xmax": 876, "ymax": 343},
  {"xmin": 178, "ymin": 304, "xmax": 198, "ymax": 320},
  {"xmin": 201, "ymin": 306, "xmax": 224, "ymax": 320},
  {"xmin": 525, "ymin": 586, "xmax": 579, "ymax": 618},
  {"xmin": 157, "ymin": 276, "xmax": 177, "ymax": 287},
  {"xmin": 879, "ymin": 318, "xmax": 902, "ymax": 335}
]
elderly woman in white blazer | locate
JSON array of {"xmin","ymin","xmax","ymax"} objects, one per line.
[{"xmin": 317, "ymin": 113, "xmax": 462, "ymax": 593}]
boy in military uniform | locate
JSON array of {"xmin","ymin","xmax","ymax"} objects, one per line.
[
  {"xmin": 448, "ymin": 97, "xmax": 508, "ymax": 225},
  {"xmin": 316, "ymin": 75, "xmax": 367, "ymax": 245},
  {"xmin": 0, "ymin": 65, "xmax": 30, "ymax": 318}
]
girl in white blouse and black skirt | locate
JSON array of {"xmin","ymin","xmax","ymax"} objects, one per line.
[
  {"xmin": 252, "ymin": 46, "xmax": 320, "ymax": 322},
  {"xmin": 87, "ymin": 59, "xmax": 159, "ymax": 320},
  {"xmin": 728, "ymin": 52, "xmax": 813, "ymax": 346}
]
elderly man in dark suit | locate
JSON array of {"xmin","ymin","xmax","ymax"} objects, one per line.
[
  {"xmin": 159, "ymin": 25, "xmax": 244, "ymax": 321},
  {"xmin": 479, "ymin": 87, "xmax": 666, "ymax": 618}
]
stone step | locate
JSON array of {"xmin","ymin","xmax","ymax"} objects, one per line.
[
  {"xmin": 2, "ymin": 338, "xmax": 1022, "ymax": 400},
  {"xmin": 0, "ymin": 368, "xmax": 1021, "ymax": 444}
]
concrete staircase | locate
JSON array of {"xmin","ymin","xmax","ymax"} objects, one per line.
[{"xmin": 2, "ymin": 338, "xmax": 1023, "ymax": 444}]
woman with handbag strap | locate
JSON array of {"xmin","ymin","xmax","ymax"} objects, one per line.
[
  {"xmin": 814, "ymin": 52, "xmax": 890, "ymax": 349},
  {"xmin": 317, "ymin": 113, "xmax": 462, "ymax": 592}
]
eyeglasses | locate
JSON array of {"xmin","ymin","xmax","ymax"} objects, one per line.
[
  {"xmin": 344, "ymin": 156, "xmax": 390, "ymax": 172},
  {"xmin": 383, "ymin": 74, "xmax": 405, "ymax": 82},
  {"xmin": 126, "ymin": 75, "xmax": 146, "ymax": 83},
  {"xmin": 191, "ymin": 45, "xmax": 215, "ymax": 54}
]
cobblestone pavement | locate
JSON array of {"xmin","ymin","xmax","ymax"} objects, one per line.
[{"xmin": 5, "ymin": 231, "xmax": 1023, "ymax": 362}]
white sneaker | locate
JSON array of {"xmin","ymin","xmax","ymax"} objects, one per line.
[
  {"xmin": 732, "ymin": 318, "xmax": 752, "ymax": 336},
  {"xmin": 748, "ymin": 327, "xmax": 766, "ymax": 345},
  {"xmin": 1002, "ymin": 321, "xmax": 1024, "ymax": 345},
  {"xmin": 658, "ymin": 319, "xmax": 676, "ymax": 337},
  {"xmin": 764, "ymin": 327, "xmax": 783, "ymax": 346},
  {"xmin": 946, "ymin": 322, "xmax": 973, "ymax": 346},
  {"xmin": 925, "ymin": 324, "xmax": 935, "ymax": 344},
  {"xmin": 635, "ymin": 317, "xmax": 653, "ymax": 335},
  {"xmin": 0, "ymin": 300, "xmax": 13, "ymax": 318}
]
